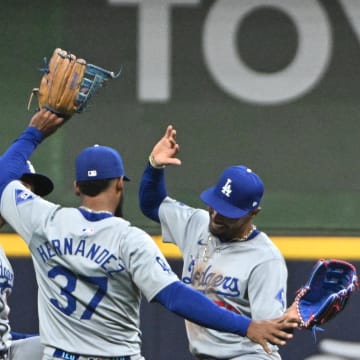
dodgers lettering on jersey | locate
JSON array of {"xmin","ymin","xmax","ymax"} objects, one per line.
[
  {"xmin": 0, "ymin": 246, "xmax": 13, "ymax": 336},
  {"xmin": 36, "ymin": 238, "xmax": 125, "ymax": 276},
  {"xmin": 183, "ymin": 259, "xmax": 240, "ymax": 297},
  {"xmin": 0, "ymin": 247, "xmax": 14, "ymax": 294},
  {"xmin": 0, "ymin": 263, "xmax": 13, "ymax": 293}
]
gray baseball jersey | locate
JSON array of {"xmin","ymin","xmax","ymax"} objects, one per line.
[
  {"xmin": 159, "ymin": 197, "xmax": 287, "ymax": 359},
  {"xmin": 0, "ymin": 245, "xmax": 13, "ymax": 306},
  {"xmin": 0, "ymin": 245, "xmax": 13, "ymax": 354},
  {"xmin": 0, "ymin": 243, "xmax": 44, "ymax": 359},
  {"xmin": 0, "ymin": 181, "xmax": 179, "ymax": 357},
  {"xmin": 9, "ymin": 337, "xmax": 44, "ymax": 360}
]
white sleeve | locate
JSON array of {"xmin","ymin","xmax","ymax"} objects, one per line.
[
  {"xmin": 248, "ymin": 259, "xmax": 288, "ymax": 319},
  {"xmin": 0, "ymin": 181, "xmax": 58, "ymax": 245},
  {"xmin": 159, "ymin": 197, "xmax": 208, "ymax": 250},
  {"xmin": 119, "ymin": 227, "xmax": 179, "ymax": 301}
]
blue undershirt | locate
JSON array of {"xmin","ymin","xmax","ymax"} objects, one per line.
[
  {"xmin": 0, "ymin": 126, "xmax": 43, "ymax": 198},
  {"xmin": 11, "ymin": 331, "xmax": 38, "ymax": 340},
  {"xmin": 138, "ymin": 163, "xmax": 166, "ymax": 222},
  {"xmin": 155, "ymin": 281, "xmax": 250, "ymax": 336}
]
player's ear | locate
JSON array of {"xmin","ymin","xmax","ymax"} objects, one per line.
[
  {"xmin": 250, "ymin": 207, "xmax": 261, "ymax": 217},
  {"xmin": 73, "ymin": 181, "xmax": 80, "ymax": 196},
  {"xmin": 115, "ymin": 177, "xmax": 123, "ymax": 192}
]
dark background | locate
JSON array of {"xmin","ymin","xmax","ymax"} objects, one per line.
[{"xmin": 9, "ymin": 258, "xmax": 360, "ymax": 360}]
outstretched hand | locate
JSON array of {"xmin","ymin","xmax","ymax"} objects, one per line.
[
  {"xmin": 29, "ymin": 108, "xmax": 66, "ymax": 138},
  {"xmin": 246, "ymin": 314, "xmax": 299, "ymax": 354},
  {"xmin": 150, "ymin": 125, "xmax": 181, "ymax": 167}
]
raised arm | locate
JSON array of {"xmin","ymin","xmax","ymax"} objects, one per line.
[
  {"xmin": 0, "ymin": 109, "xmax": 65, "ymax": 197},
  {"xmin": 139, "ymin": 125, "xmax": 181, "ymax": 222}
]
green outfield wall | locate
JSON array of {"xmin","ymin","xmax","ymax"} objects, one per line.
[{"xmin": 1, "ymin": 0, "xmax": 360, "ymax": 235}]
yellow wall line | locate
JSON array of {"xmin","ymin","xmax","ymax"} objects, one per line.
[{"xmin": 1, "ymin": 234, "xmax": 360, "ymax": 260}]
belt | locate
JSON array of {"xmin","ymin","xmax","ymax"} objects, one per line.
[{"xmin": 53, "ymin": 348, "xmax": 131, "ymax": 360}]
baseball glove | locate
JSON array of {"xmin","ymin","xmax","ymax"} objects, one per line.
[
  {"xmin": 28, "ymin": 48, "xmax": 120, "ymax": 117},
  {"xmin": 294, "ymin": 259, "xmax": 358, "ymax": 329}
]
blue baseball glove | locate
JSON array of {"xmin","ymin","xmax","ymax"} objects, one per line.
[
  {"xmin": 28, "ymin": 48, "xmax": 120, "ymax": 117},
  {"xmin": 295, "ymin": 259, "xmax": 358, "ymax": 330}
]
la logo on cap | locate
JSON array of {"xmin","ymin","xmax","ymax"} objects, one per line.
[{"xmin": 221, "ymin": 178, "xmax": 232, "ymax": 197}]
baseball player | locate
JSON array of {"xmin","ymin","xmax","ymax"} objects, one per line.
[
  {"xmin": 139, "ymin": 125, "xmax": 291, "ymax": 359},
  {"xmin": 0, "ymin": 159, "xmax": 54, "ymax": 359},
  {"xmin": 0, "ymin": 110, "xmax": 299, "ymax": 360}
]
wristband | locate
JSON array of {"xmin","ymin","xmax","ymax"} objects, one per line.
[{"xmin": 149, "ymin": 154, "xmax": 166, "ymax": 169}]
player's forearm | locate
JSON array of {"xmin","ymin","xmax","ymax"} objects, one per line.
[
  {"xmin": 154, "ymin": 281, "xmax": 251, "ymax": 336},
  {"xmin": 0, "ymin": 127, "xmax": 43, "ymax": 196},
  {"xmin": 139, "ymin": 163, "xmax": 167, "ymax": 222},
  {"xmin": 7, "ymin": 127, "xmax": 43, "ymax": 154}
]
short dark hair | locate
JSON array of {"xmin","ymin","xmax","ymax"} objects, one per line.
[{"xmin": 76, "ymin": 178, "xmax": 114, "ymax": 197}]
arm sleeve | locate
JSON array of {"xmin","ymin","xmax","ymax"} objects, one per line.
[
  {"xmin": 138, "ymin": 162, "xmax": 167, "ymax": 222},
  {"xmin": 154, "ymin": 281, "xmax": 251, "ymax": 337},
  {"xmin": 11, "ymin": 332, "xmax": 39, "ymax": 340},
  {"xmin": 0, "ymin": 127, "xmax": 44, "ymax": 197},
  {"xmin": 0, "ymin": 182, "xmax": 57, "ymax": 245},
  {"xmin": 249, "ymin": 259, "xmax": 288, "ymax": 319}
]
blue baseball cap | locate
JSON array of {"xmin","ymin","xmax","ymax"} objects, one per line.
[
  {"xmin": 20, "ymin": 160, "xmax": 54, "ymax": 196},
  {"xmin": 75, "ymin": 145, "xmax": 130, "ymax": 182},
  {"xmin": 200, "ymin": 165, "xmax": 264, "ymax": 219}
]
